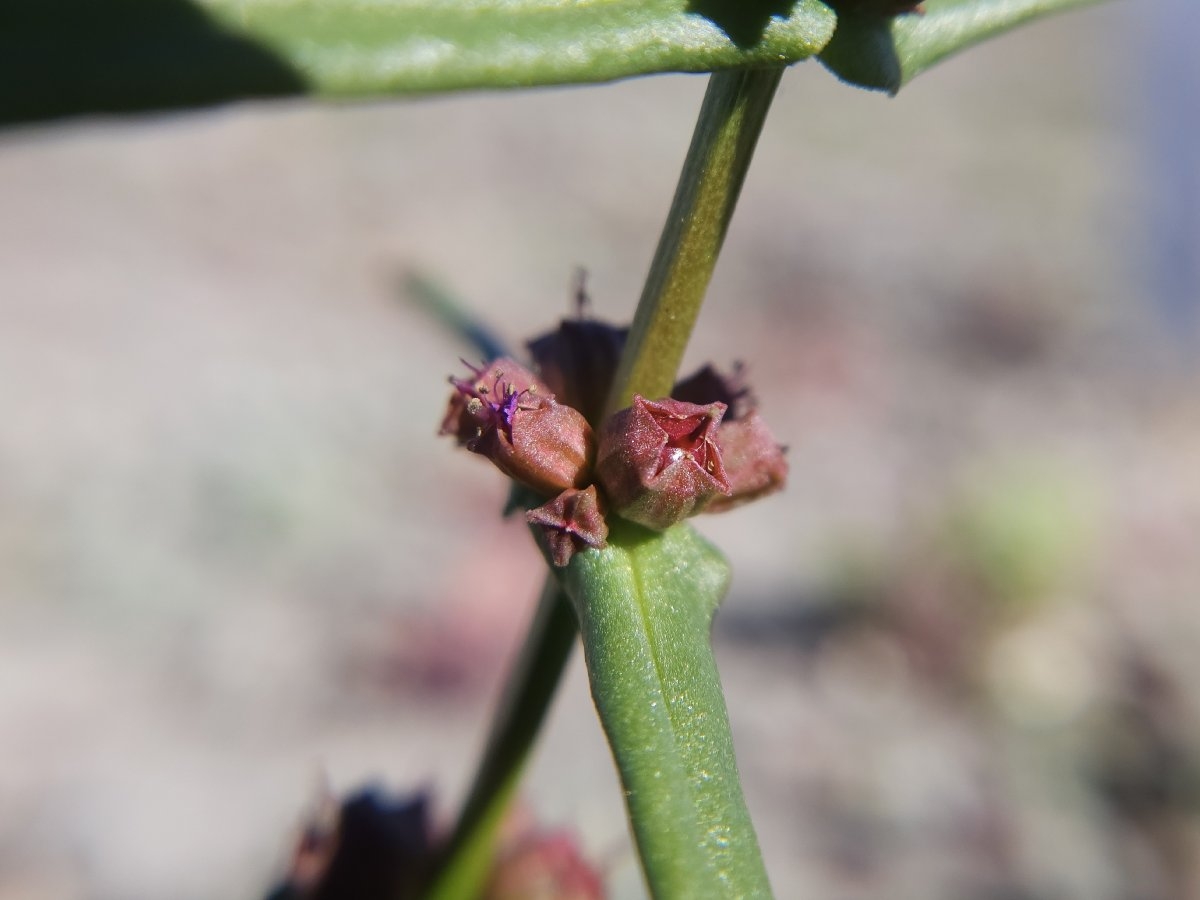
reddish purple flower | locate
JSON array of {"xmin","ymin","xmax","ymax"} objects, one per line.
[
  {"xmin": 595, "ymin": 395, "xmax": 731, "ymax": 531},
  {"xmin": 440, "ymin": 358, "xmax": 594, "ymax": 497},
  {"xmin": 440, "ymin": 358, "xmax": 547, "ymax": 445},
  {"xmin": 526, "ymin": 485, "xmax": 609, "ymax": 567}
]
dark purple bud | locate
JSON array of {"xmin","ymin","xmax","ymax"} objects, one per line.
[
  {"xmin": 704, "ymin": 412, "xmax": 789, "ymax": 513},
  {"xmin": 595, "ymin": 395, "xmax": 731, "ymax": 531},
  {"xmin": 269, "ymin": 787, "xmax": 435, "ymax": 900},
  {"xmin": 441, "ymin": 358, "xmax": 594, "ymax": 497},
  {"xmin": 527, "ymin": 319, "xmax": 629, "ymax": 427},
  {"xmin": 672, "ymin": 362, "xmax": 754, "ymax": 421},
  {"xmin": 527, "ymin": 485, "xmax": 609, "ymax": 567}
]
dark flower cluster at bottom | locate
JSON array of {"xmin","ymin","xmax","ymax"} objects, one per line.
[
  {"xmin": 440, "ymin": 318, "xmax": 787, "ymax": 566},
  {"xmin": 266, "ymin": 786, "xmax": 602, "ymax": 900}
]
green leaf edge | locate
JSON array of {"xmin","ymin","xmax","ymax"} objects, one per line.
[
  {"xmin": 820, "ymin": 0, "xmax": 1111, "ymax": 94},
  {"xmin": 0, "ymin": 0, "xmax": 834, "ymax": 126},
  {"xmin": 212, "ymin": 0, "xmax": 836, "ymax": 95},
  {"xmin": 1, "ymin": 0, "xmax": 1109, "ymax": 126}
]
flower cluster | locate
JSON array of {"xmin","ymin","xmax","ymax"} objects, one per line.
[{"xmin": 441, "ymin": 320, "xmax": 787, "ymax": 567}]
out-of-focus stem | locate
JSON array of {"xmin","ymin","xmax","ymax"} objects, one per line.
[{"xmin": 426, "ymin": 579, "xmax": 576, "ymax": 900}]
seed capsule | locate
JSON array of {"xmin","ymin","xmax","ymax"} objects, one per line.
[
  {"xmin": 526, "ymin": 485, "xmax": 609, "ymax": 567},
  {"xmin": 595, "ymin": 395, "xmax": 731, "ymax": 531},
  {"xmin": 705, "ymin": 412, "xmax": 788, "ymax": 513}
]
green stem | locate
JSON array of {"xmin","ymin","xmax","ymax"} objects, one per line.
[
  {"xmin": 426, "ymin": 579, "xmax": 577, "ymax": 900},
  {"xmin": 430, "ymin": 64, "xmax": 782, "ymax": 900},
  {"xmin": 581, "ymin": 65, "xmax": 783, "ymax": 898},
  {"xmin": 606, "ymin": 65, "xmax": 785, "ymax": 413}
]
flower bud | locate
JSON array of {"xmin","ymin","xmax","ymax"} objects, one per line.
[
  {"xmin": 527, "ymin": 319, "xmax": 628, "ymax": 427},
  {"xmin": 526, "ymin": 485, "xmax": 609, "ymax": 567},
  {"xmin": 672, "ymin": 362, "xmax": 753, "ymax": 420},
  {"xmin": 704, "ymin": 412, "xmax": 788, "ymax": 513},
  {"xmin": 595, "ymin": 395, "xmax": 731, "ymax": 530},
  {"xmin": 441, "ymin": 358, "xmax": 594, "ymax": 496}
]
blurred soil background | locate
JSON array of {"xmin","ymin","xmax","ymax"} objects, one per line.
[{"xmin": 3, "ymin": 3, "xmax": 1199, "ymax": 898}]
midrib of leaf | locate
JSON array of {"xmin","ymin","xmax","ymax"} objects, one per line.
[
  {"xmin": 568, "ymin": 534, "xmax": 715, "ymax": 893},
  {"xmin": 623, "ymin": 529, "xmax": 750, "ymax": 889},
  {"xmin": 562, "ymin": 523, "xmax": 771, "ymax": 897},
  {"xmin": 626, "ymin": 547, "xmax": 674, "ymax": 741}
]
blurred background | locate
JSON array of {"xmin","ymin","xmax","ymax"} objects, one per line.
[{"xmin": 2, "ymin": 2, "xmax": 1198, "ymax": 898}]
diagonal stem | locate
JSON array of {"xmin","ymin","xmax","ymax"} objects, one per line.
[
  {"xmin": 426, "ymin": 579, "xmax": 577, "ymax": 900},
  {"xmin": 429, "ymin": 64, "xmax": 783, "ymax": 900},
  {"xmin": 606, "ymin": 65, "xmax": 785, "ymax": 413},
  {"xmin": 587, "ymin": 67, "xmax": 785, "ymax": 898}
]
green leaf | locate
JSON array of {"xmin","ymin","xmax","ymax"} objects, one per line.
[
  {"xmin": 558, "ymin": 519, "xmax": 772, "ymax": 899},
  {"xmin": 819, "ymin": 0, "xmax": 1109, "ymax": 94},
  {"xmin": 0, "ymin": 0, "xmax": 834, "ymax": 126}
]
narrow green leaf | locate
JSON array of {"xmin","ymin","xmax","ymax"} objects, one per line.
[
  {"xmin": 819, "ymin": 0, "xmax": 1109, "ymax": 94},
  {"xmin": 403, "ymin": 270, "xmax": 513, "ymax": 363},
  {"xmin": 0, "ymin": 0, "xmax": 834, "ymax": 126},
  {"xmin": 558, "ymin": 520, "xmax": 772, "ymax": 899}
]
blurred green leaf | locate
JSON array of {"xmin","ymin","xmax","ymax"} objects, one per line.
[
  {"xmin": 946, "ymin": 460, "xmax": 1097, "ymax": 613},
  {"xmin": 2, "ymin": 0, "xmax": 1109, "ymax": 125},
  {"xmin": 820, "ymin": 0, "xmax": 1108, "ymax": 94},
  {"xmin": 557, "ymin": 520, "xmax": 772, "ymax": 898},
  {"xmin": 0, "ymin": 0, "xmax": 835, "ymax": 125}
]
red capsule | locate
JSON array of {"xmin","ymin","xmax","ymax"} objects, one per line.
[
  {"xmin": 526, "ymin": 485, "xmax": 609, "ymax": 567},
  {"xmin": 705, "ymin": 412, "xmax": 788, "ymax": 513},
  {"xmin": 595, "ymin": 395, "xmax": 731, "ymax": 531}
]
